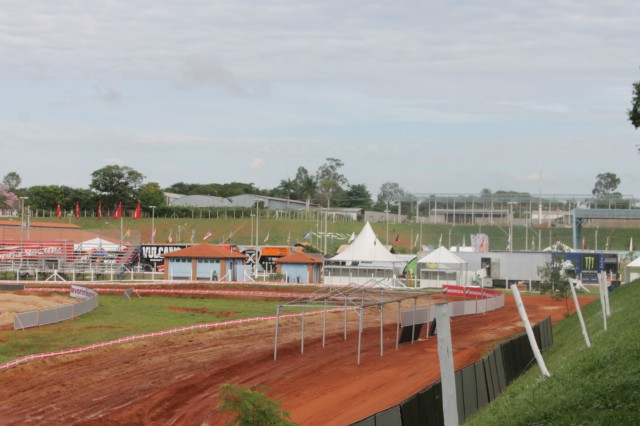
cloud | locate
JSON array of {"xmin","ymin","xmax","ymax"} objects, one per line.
[
  {"xmin": 94, "ymin": 86, "xmax": 123, "ymax": 105},
  {"xmin": 250, "ymin": 158, "xmax": 266, "ymax": 171}
]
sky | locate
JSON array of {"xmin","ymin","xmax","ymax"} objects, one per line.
[{"xmin": 1, "ymin": 1, "xmax": 639, "ymax": 199}]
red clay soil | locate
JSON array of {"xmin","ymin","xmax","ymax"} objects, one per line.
[{"xmin": 0, "ymin": 294, "xmax": 595, "ymax": 425}]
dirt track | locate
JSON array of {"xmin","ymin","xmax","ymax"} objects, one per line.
[{"xmin": 0, "ymin": 293, "xmax": 593, "ymax": 425}]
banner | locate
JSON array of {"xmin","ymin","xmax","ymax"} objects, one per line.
[{"xmin": 70, "ymin": 285, "xmax": 98, "ymax": 300}]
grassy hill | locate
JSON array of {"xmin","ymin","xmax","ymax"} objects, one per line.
[
  {"xmin": 34, "ymin": 216, "xmax": 640, "ymax": 254},
  {"xmin": 465, "ymin": 282, "xmax": 640, "ymax": 425}
]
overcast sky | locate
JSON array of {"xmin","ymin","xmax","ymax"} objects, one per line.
[{"xmin": 1, "ymin": 1, "xmax": 639, "ymax": 198}]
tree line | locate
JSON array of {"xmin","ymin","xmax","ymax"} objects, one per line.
[{"xmin": 0, "ymin": 159, "xmax": 416, "ymax": 217}]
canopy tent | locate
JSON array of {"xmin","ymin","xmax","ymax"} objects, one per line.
[
  {"xmin": 543, "ymin": 241, "xmax": 573, "ymax": 252},
  {"xmin": 624, "ymin": 255, "xmax": 640, "ymax": 282},
  {"xmin": 74, "ymin": 237, "xmax": 121, "ymax": 252},
  {"xmin": 416, "ymin": 246, "xmax": 468, "ymax": 288},
  {"xmin": 324, "ymin": 222, "xmax": 404, "ymax": 286},
  {"xmin": 330, "ymin": 221, "xmax": 397, "ymax": 263}
]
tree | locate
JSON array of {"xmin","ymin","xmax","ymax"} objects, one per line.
[
  {"xmin": 90, "ymin": 165, "xmax": 145, "ymax": 209},
  {"xmin": 139, "ymin": 182, "xmax": 165, "ymax": 209},
  {"xmin": 3, "ymin": 172, "xmax": 21, "ymax": 191},
  {"xmin": 0, "ymin": 183, "xmax": 18, "ymax": 209},
  {"xmin": 375, "ymin": 182, "xmax": 407, "ymax": 212},
  {"xmin": 293, "ymin": 167, "xmax": 316, "ymax": 206},
  {"xmin": 342, "ymin": 183, "xmax": 373, "ymax": 209},
  {"xmin": 592, "ymin": 172, "xmax": 621, "ymax": 207},
  {"xmin": 629, "ymin": 79, "xmax": 640, "ymax": 131},
  {"xmin": 315, "ymin": 158, "xmax": 348, "ymax": 207},
  {"xmin": 537, "ymin": 251, "xmax": 575, "ymax": 316},
  {"xmin": 218, "ymin": 384, "xmax": 296, "ymax": 426}
]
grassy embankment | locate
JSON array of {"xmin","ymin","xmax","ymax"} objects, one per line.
[
  {"xmin": 31, "ymin": 216, "xmax": 640, "ymax": 254},
  {"xmin": 466, "ymin": 282, "xmax": 640, "ymax": 425},
  {"xmin": 0, "ymin": 295, "xmax": 284, "ymax": 364}
]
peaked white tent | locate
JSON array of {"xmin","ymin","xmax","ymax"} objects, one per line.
[
  {"xmin": 624, "ymin": 256, "xmax": 640, "ymax": 283},
  {"xmin": 543, "ymin": 241, "xmax": 573, "ymax": 252},
  {"xmin": 74, "ymin": 237, "xmax": 121, "ymax": 252},
  {"xmin": 331, "ymin": 221, "xmax": 397, "ymax": 263},
  {"xmin": 416, "ymin": 246, "xmax": 468, "ymax": 288},
  {"xmin": 324, "ymin": 222, "xmax": 404, "ymax": 286}
]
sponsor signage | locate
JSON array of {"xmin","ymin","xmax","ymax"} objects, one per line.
[
  {"xmin": 0, "ymin": 240, "xmax": 73, "ymax": 261},
  {"xmin": 261, "ymin": 246, "xmax": 290, "ymax": 257},
  {"xmin": 70, "ymin": 285, "xmax": 98, "ymax": 299},
  {"xmin": 140, "ymin": 244, "xmax": 188, "ymax": 264}
]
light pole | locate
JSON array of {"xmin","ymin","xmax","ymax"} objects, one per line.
[
  {"xmin": 149, "ymin": 205, "xmax": 156, "ymax": 243},
  {"xmin": 19, "ymin": 197, "xmax": 28, "ymax": 271},
  {"xmin": 595, "ymin": 226, "xmax": 599, "ymax": 252},
  {"xmin": 250, "ymin": 214, "xmax": 255, "ymax": 246},
  {"xmin": 255, "ymin": 200, "xmax": 260, "ymax": 247},
  {"xmin": 19, "ymin": 197, "xmax": 28, "ymax": 246}
]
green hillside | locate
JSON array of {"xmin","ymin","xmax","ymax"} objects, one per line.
[
  {"xmin": 466, "ymin": 282, "xmax": 640, "ymax": 425},
  {"xmin": 32, "ymin": 216, "xmax": 640, "ymax": 254}
]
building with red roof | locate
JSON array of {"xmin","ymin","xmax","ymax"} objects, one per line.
[
  {"xmin": 162, "ymin": 243, "xmax": 248, "ymax": 281},
  {"xmin": 275, "ymin": 251, "xmax": 323, "ymax": 284}
]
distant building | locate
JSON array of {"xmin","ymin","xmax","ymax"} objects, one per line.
[
  {"xmin": 275, "ymin": 252, "xmax": 323, "ymax": 284},
  {"xmin": 162, "ymin": 243, "xmax": 247, "ymax": 281},
  {"xmin": 166, "ymin": 193, "xmax": 312, "ymax": 211}
]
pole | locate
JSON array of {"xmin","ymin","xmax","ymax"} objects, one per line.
[
  {"xmin": 274, "ymin": 306, "xmax": 280, "ymax": 360},
  {"xmin": 357, "ymin": 307, "xmax": 364, "ymax": 365},
  {"xmin": 380, "ymin": 305, "xmax": 384, "ymax": 357},
  {"xmin": 150, "ymin": 205, "xmax": 156, "ymax": 243},
  {"xmin": 301, "ymin": 306, "xmax": 305, "ymax": 354},
  {"xmin": 569, "ymin": 281, "xmax": 591, "ymax": 348},
  {"xmin": 435, "ymin": 303, "xmax": 459, "ymax": 426},
  {"xmin": 396, "ymin": 302, "xmax": 400, "ymax": 351},
  {"xmin": 344, "ymin": 298, "xmax": 348, "ymax": 341},
  {"xmin": 511, "ymin": 284, "xmax": 551, "ymax": 377},
  {"xmin": 323, "ymin": 301, "xmax": 327, "ymax": 348}
]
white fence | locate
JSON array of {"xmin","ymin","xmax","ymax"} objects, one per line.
[{"xmin": 13, "ymin": 286, "xmax": 99, "ymax": 330}]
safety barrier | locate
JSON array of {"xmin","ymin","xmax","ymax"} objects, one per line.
[
  {"xmin": 0, "ymin": 283, "xmax": 24, "ymax": 291},
  {"xmin": 401, "ymin": 286, "xmax": 505, "ymax": 341},
  {"xmin": 25, "ymin": 286, "xmax": 305, "ymax": 300},
  {"xmin": 351, "ymin": 316, "xmax": 553, "ymax": 426},
  {"xmin": 13, "ymin": 286, "xmax": 99, "ymax": 330}
]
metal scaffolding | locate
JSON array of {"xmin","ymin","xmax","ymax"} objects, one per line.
[{"xmin": 273, "ymin": 282, "xmax": 442, "ymax": 365}]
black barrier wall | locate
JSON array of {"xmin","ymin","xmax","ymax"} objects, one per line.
[{"xmin": 351, "ymin": 316, "xmax": 553, "ymax": 426}]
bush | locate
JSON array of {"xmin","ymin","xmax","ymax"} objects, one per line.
[{"xmin": 218, "ymin": 383, "xmax": 297, "ymax": 426}]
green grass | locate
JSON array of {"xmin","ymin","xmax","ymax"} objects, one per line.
[
  {"xmin": 0, "ymin": 295, "xmax": 283, "ymax": 364},
  {"xmin": 465, "ymin": 282, "xmax": 640, "ymax": 425},
  {"xmin": 31, "ymin": 216, "xmax": 640, "ymax": 254}
]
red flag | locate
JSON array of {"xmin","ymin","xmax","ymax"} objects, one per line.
[
  {"xmin": 133, "ymin": 202, "xmax": 141, "ymax": 219},
  {"xmin": 56, "ymin": 203, "xmax": 62, "ymax": 220},
  {"xmin": 75, "ymin": 201, "xmax": 80, "ymax": 219},
  {"xmin": 97, "ymin": 201, "xmax": 102, "ymax": 219},
  {"xmin": 113, "ymin": 202, "xmax": 122, "ymax": 219}
]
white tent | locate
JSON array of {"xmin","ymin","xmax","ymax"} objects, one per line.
[
  {"xmin": 624, "ymin": 256, "xmax": 640, "ymax": 283},
  {"xmin": 330, "ymin": 221, "xmax": 397, "ymax": 263},
  {"xmin": 416, "ymin": 246, "xmax": 468, "ymax": 288},
  {"xmin": 74, "ymin": 237, "xmax": 121, "ymax": 252},
  {"xmin": 543, "ymin": 241, "xmax": 573, "ymax": 252},
  {"xmin": 324, "ymin": 222, "xmax": 403, "ymax": 286}
]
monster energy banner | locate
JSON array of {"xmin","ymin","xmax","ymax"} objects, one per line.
[{"xmin": 565, "ymin": 253, "xmax": 606, "ymax": 284}]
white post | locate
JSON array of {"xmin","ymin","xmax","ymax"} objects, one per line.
[
  {"xmin": 511, "ymin": 284, "xmax": 551, "ymax": 377},
  {"xmin": 569, "ymin": 281, "xmax": 591, "ymax": 348},
  {"xmin": 598, "ymin": 273, "xmax": 608, "ymax": 331},
  {"xmin": 603, "ymin": 273, "xmax": 611, "ymax": 317},
  {"xmin": 435, "ymin": 303, "xmax": 459, "ymax": 426}
]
